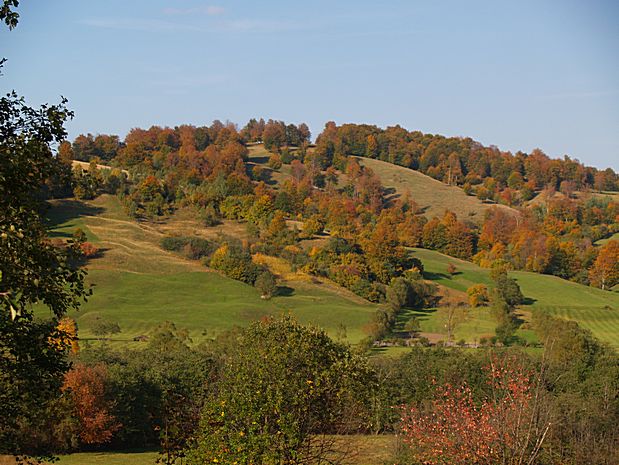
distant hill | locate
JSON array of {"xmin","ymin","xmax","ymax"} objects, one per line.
[
  {"xmin": 353, "ymin": 156, "xmax": 517, "ymax": 223},
  {"xmin": 247, "ymin": 144, "xmax": 516, "ymax": 224}
]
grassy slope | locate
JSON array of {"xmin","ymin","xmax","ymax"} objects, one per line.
[
  {"xmin": 596, "ymin": 231, "xmax": 619, "ymax": 246},
  {"xmin": 409, "ymin": 248, "xmax": 619, "ymax": 349},
  {"xmin": 43, "ymin": 195, "xmax": 376, "ymax": 345},
  {"xmin": 247, "ymin": 143, "xmax": 516, "ymax": 223},
  {"xmin": 354, "ymin": 156, "xmax": 517, "ymax": 223}
]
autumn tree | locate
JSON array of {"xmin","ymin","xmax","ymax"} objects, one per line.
[
  {"xmin": 399, "ymin": 354, "xmax": 550, "ymax": 465},
  {"xmin": 467, "ymin": 284, "xmax": 489, "ymax": 307},
  {"xmin": 62, "ymin": 364, "xmax": 121, "ymax": 446},
  {"xmin": 588, "ymin": 240, "xmax": 619, "ymax": 290}
]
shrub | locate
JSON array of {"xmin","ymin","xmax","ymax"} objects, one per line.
[
  {"xmin": 209, "ymin": 243, "xmax": 262, "ymax": 284},
  {"xmin": 268, "ymin": 154, "xmax": 282, "ymax": 170},
  {"xmin": 80, "ymin": 242, "xmax": 99, "ymax": 258},
  {"xmin": 255, "ymin": 270, "xmax": 277, "ymax": 299},
  {"xmin": 160, "ymin": 236, "xmax": 214, "ymax": 260},
  {"xmin": 467, "ymin": 284, "xmax": 489, "ymax": 307}
]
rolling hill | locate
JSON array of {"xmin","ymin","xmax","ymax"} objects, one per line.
[
  {"xmin": 43, "ymin": 195, "xmax": 377, "ymax": 345},
  {"xmin": 247, "ymin": 144, "xmax": 517, "ymax": 223},
  {"xmin": 409, "ymin": 248, "xmax": 619, "ymax": 349},
  {"xmin": 43, "ymin": 191, "xmax": 618, "ymax": 351}
]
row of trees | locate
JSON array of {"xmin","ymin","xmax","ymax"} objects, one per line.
[
  {"xmin": 11, "ymin": 315, "xmax": 617, "ymax": 465},
  {"xmin": 314, "ymin": 121, "xmax": 619, "ymax": 195}
]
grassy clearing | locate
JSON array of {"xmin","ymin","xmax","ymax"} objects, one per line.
[
  {"xmin": 353, "ymin": 156, "xmax": 516, "ymax": 223},
  {"xmin": 596, "ymin": 231, "xmax": 619, "ymax": 246},
  {"xmin": 246, "ymin": 144, "xmax": 515, "ymax": 224},
  {"xmin": 247, "ymin": 144, "xmax": 293, "ymax": 188},
  {"xmin": 39, "ymin": 435, "xmax": 396, "ymax": 465},
  {"xmin": 43, "ymin": 195, "xmax": 376, "ymax": 345},
  {"xmin": 409, "ymin": 248, "xmax": 619, "ymax": 349}
]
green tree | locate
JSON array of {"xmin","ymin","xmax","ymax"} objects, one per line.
[
  {"xmin": 91, "ymin": 318, "xmax": 121, "ymax": 339},
  {"xmin": 187, "ymin": 316, "xmax": 375, "ymax": 465},
  {"xmin": 493, "ymin": 270, "xmax": 524, "ymax": 308},
  {"xmin": 254, "ymin": 270, "xmax": 277, "ymax": 299},
  {"xmin": 0, "ymin": 5, "xmax": 90, "ymax": 455},
  {"xmin": 386, "ymin": 277, "xmax": 409, "ymax": 311}
]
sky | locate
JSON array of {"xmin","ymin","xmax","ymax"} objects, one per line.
[{"xmin": 1, "ymin": 0, "xmax": 618, "ymax": 170}]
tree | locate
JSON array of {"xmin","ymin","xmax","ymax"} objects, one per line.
[
  {"xmin": 467, "ymin": 284, "xmax": 489, "ymax": 307},
  {"xmin": 399, "ymin": 354, "xmax": 550, "ymax": 465},
  {"xmin": 386, "ymin": 277, "xmax": 409, "ymax": 311},
  {"xmin": 187, "ymin": 316, "xmax": 375, "ymax": 465},
  {"xmin": 254, "ymin": 270, "xmax": 277, "ymax": 299},
  {"xmin": 447, "ymin": 262, "xmax": 457, "ymax": 276},
  {"xmin": 91, "ymin": 318, "xmax": 121, "ymax": 339},
  {"xmin": 437, "ymin": 303, "xmax": 468, "ymax": 343},
  {"xmin": 493, "ymin": 271, "xmax": 524, "ymax": 307},
  {"xmin": 1, "ymin": 9, "xmax": 90, "ymax": 454},
  {"xmin": 62, "ymin": 363, "xmax": 121, "ymax": 446},
  {"xmin": 589, "ymin": 240, "xmax": 619, "ymax": 290}
]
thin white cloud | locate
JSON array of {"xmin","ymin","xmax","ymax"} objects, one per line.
[
  {"xmin": 214, "ymin": 19, "xmax": 302, "ymax": 33},
  {"xmin": 79, "ymin": 17, "xmax": 303, "ymax": 34},
  {"xmin": 79, "ymin": 18, "xmax": 202, "ymax": 32},
  {"xmin": 163, "ymin": 5, "xmax": 225, "ymax": 16}
]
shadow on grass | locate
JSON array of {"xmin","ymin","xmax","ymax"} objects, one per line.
[
  {"xmin": 45, "ymin": 199, "xmax": 104, "ymax": 229},
  {"xmin": 276, "ymin": 285, "xmax": 295, "ymax": 297},
  {"xmin": 423, "ymin": 271, "xmax": 449, "ymax": 281},
  {"xmin": 395, "ymin": 308, "xmax": 435, "ymax": 328},
  {"xmin": 250, "ymin": 155, "xmax": 270, "ymax": 164}
]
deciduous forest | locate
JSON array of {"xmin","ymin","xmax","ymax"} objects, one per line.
[{"xmin": 1, "ymin": 2, "xmax": 618, "ymax": 465}]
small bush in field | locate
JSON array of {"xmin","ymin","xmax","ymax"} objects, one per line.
[{"xmin": 80, "ymin": 242, "xmax": 99, "ymax": 258}]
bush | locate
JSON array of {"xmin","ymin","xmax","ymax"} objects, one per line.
[
  {"xmin": 255, "ymin": 270, "xmax": 277, "ymax": 299},
  {"xmin": 268, "ymin": 154, "xmax": 282, "ymax": 170},
  {"xmin": 160, "ymin": 236, "xmax": 214, "ymax": 260},
  {"xmin": 80, "ymin": 242, "xmax": 99, "ymax": 258},
  {"xmin": 209, "ymin": 243, "xmax": 262, "ymax": 284}
]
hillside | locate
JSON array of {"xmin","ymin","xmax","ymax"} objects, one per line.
[
  {"xmin": 247, "ymin": 144, "xmax": 517, "ymax": 223},
  {"xmin": 43, "ymin": 193, "xmax": 618, "ymax": 350},
  {"xmin": 354, "ymin": 156, "xmax": 518, "ymax": 223},
  {"xmin": 43, "ymin": 195, "xmax": 377, "ymax": 345},
  {"xmin": 409, "ymin": 248, "xmax": 619, "ymax": 349}
]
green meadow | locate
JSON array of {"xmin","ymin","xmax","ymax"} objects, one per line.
[
  {"xmin": 409, "ymin": 248, "xmax": 619, "ymax": 349},
  {"xmin": 43, "ymin": 196, "xmax": 376, "ymax": 345}
]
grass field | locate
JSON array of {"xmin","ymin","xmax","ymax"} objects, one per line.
[
  {"xmin": 43, "ymin": 195, "xmax": 376, "ymax": 344},
  {"xmin": 17, "ymin": 435, "xmax": 397, "ymax": 465},
  {"xmin": 596, "ymin": 231, "xmax": 619, "ymax": 246},
  {"xmin": 409, "ymin": 248, "xmax": 619, "ymax": 349}
]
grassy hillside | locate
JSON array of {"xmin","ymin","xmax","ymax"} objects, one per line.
[
  {"xmin": 354, "ymin": 156, "xmax": 517, "ymax": 223},
  {"xmin": 247, "ymin": 143, "xmax": 516, "ymax": 223},
  {"xmin": 596, "ymin": 231, "xmax": 619, "ymax": 246},
  {"xmin": 409, "ymin": 248, "xmax": 619, "ymax": 349},
  {"xmin": 43, "ymin": 195, "xmax": 376, "ymax": 345}
]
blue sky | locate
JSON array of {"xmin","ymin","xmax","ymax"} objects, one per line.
[{"xmin": 1, "ymin": 0, "xmax": 618, "ymax": 169}]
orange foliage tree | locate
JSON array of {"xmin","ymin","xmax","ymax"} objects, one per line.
[
  {"xmin": 589, "ymin": 240, "xmax": 619, "ymax": 290},
  {"xmin": 62, "ymin": 364, "xmax": 121, "ymax": 445},
  {"xmin": 399, "ymin": 354, "xmax": 550, "ymax": 465}
]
